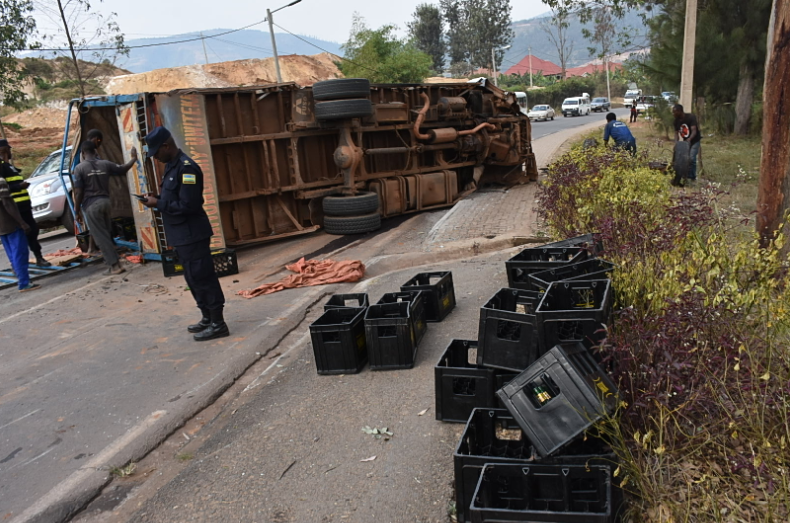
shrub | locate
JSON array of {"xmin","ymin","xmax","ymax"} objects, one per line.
[{"xmin": 538, "ymin": 146, "xmax": 790, "ymax": 521}]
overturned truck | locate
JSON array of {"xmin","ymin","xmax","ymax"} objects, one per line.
[{"xmin": 58, "ymin": 78, "xmax": 537, "ymax": 255}]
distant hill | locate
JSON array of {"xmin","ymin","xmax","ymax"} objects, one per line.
[
  {"xmin": 118, "ymin": 29, "xmax": 343, "ymax": 73},
  {"xmin": 502, "ymin": 8, "xmax": 651, "ymax": 71}
]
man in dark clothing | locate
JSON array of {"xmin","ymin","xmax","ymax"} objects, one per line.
[
  {"xmin": 72, "ymin": 140, "xmax": 138, "ymax": 275},
  {"xmin": 0, "ymin": 177, "xmax": 39, "ymax": 291},
  {"xmin": 630, "ymin": 104, "xmax": 638, "ymax": 123},
  {"xmin": 0, "ymin": 139, "xmax": 50, "ymax": 266},
  {"xmin": 673, "ymin": 104, "xmax": 702, "ymax": 181},
  {"xmin": 603, "ymin": 112, "xmax": 637, "ymax": 155},
  {"xmin": 140, "ymin": 127, "xmax": 229, "ymax": 342}
]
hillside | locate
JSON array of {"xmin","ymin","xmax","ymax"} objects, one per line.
[
  {"xmin": 119, "ymin": 30, "xmax": 343, "ymax": 73},
  {"xmin": 502, "ymin": 8, "xmax": 652, "ymax": 70}
]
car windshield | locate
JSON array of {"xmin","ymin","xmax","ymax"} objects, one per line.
[
  {"xmin": 30, "ymin": 153, "xmax": 63, "ymax": 178},
  {"xmin": 531, "ymin": 105, "xmax": 547, "ymax": 111},
  {"xmin": 564, "ymin": 100, "xmax": 578, "ymax": 105},
  {"xmin": 593, "ymin": 98, "xmax": 606, "ymax": 102}
]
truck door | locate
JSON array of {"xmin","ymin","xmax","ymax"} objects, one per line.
[{"xmin": 116, "ymin": 101, "xmax": 163, "ymax": 255}]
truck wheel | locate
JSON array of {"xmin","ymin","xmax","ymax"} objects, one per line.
[
  {"xmin": 672, "ymin": 141, "xmax": 690, "ymax": 186},
  {"xmin": 323, "ymin": 191, "xmax": 380, "ymax": 216},
  {"xmin": 60, "ymin": 205, "xmax": 75, "ymax": 236},
  {"xmin": 315, "ymin": 99, "xmax": 373, "ymax": 121},
  {"xmin": 324, "ymin": 212, "xmax": 381, "ymax": 235},
  {"xmin": 312, "ymin": 78, "xmax": 371, "ymax": 101}
]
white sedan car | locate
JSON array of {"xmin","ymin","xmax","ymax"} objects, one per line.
[{"xmin": 527, "ymin": 104, "xmax": 555, "ymax": 121}]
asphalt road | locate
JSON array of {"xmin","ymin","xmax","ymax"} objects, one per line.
[
  {"xmin": 530, "ymin": 107, "xmax": 630, "ymax": 140},
  {"xmin": 0, "ymin": 110, "xmax": 621, "ymax": 521}
]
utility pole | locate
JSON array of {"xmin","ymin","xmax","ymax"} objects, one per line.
[
  {"xmin": 200, "ymin": 32, "xmax": 209, "ymax": 65},
  {"xmin": 491, "ymin": 48, "xmax": 498, "ymax": 87},
  {"xmin": 529, "ymin": 47, "xmax": 533, "ymax": 88},
  {"xmin": 605, "ymin": 56, "xmax": 611, "ymax": 102},
  {"xmin": 265, "ymin": 1, "xmax": 303, "ymax": 84},
  {"xmin": 679, "ymin": 0, "xmax": 698, "ymax": 110}
]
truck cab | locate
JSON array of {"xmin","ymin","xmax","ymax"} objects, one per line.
[{"xmin": 515, "ymin": 92, "xmax": 528, "ymax": 115}]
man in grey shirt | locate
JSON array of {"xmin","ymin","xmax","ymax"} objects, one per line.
[{"xmin": 73, "ymin": 140, "xmax": 138, "ymax": 274}]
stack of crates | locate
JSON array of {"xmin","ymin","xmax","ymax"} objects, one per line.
[
  {"xmin": 437, "ymin": 234, "xmax": 626, "ymax": 522},
  {"xmin": 365, "ymin": 291, "xmax": 428, "ymax": 370}
]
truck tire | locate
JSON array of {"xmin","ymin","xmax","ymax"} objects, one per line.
[
  {"xmin": 324, "ymin": 212, "xmax": 381, "ymax": 235},
  {"xmin": 312, "ymin": 78, "xmax": 371, "ymax": 101},
  {"xmin": 60, "ymin": 204, "xmax": 75, "ymax": 235},
  {"xmin": 672, "ymin": 141, "xmax": 690, "ymax": 186},
  {"xmin": 315, "ymin": 99, "xmax": 372, "ymax": 121},
  {"xmin": 322, "ymin": 191, "xmax": 379, "ymax": 216}
]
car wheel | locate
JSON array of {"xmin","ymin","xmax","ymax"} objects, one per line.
[
  {"xmin": 672, "ymin": 141, "xmax": 691, "ymax": 185},
  {"xmin": 323, "ymin": 212, "xmax": 381, "ymax": 235},
  {"xmin": 322, "ymin": 191, "xmax": 380, "ymax": 216},
  {"xmin": 315, "ymin": 99, "xmax": 373, "ymax": 121},
  {"xmin": 551, "ymin": 116, "xmax": 554, "ymax": 121},
  {"xmin": 312, "ymin": 78, "xmax": 371, "ymax": 101},
  {"xmin": 60, "ymin": 204, "xmax": 76, "ymax": 235}
]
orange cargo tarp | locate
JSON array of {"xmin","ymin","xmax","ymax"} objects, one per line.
[{"xmin": 238, "ymin": 258, "xmax": 365, "ymax": 298}]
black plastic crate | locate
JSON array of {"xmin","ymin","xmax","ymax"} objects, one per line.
[
  {"xmin": 477, "ymin": 288, "xmax": 542, "ymax": 372},
  {"xmin": 376, "ymin": 290, "xmax": 428, "ymax": 343},
  {"xmin": 161, "ymin": 248, "xmax": 239, "ymax": 278},
  {"xmin": 454, "ymin": 409, "xmax": 535, "ymax": 523},
  {"xmin": 324, "ymin": 293, "xmax": 369, "ymax": 311},
  {"xmin": 506, "ymin": 247, "xmax": 588, "ymax": 290},
  {"xmin": 543, "ymin": 233, "xmax": 605, "ymax": 257},
  {"xmin": 528, "ymin": 259, "xmax": 616, "ymax": 292},
  {"xmin": 309, "ymin": 308, "xmax": 367, "ymax": 375},
  {"xmin": 365, "ymin": 301, "xmax": 423, "ymax": 370},
  {"xmin": 400, "ymin": 271, "xmax": 455, "ymax": 322},
  {"xmin": 470, "ymin": 463, "xmax": 613, "ymax": 523},
  {"xmin": 111, "ymin": 217, "xmax": 137, "ymax": 241},
  {"xmin": 496, "ymin": 344, "xmax": 619, "ymax": 457},
  {"xmin": 536, "ymin": 279, "xmax": 613, "ymax": 351},
  {"xmin": 161, "ymin": 249, "xmax": 184, "ymax": 277},
  {"xmin": 435, "ymin": 340, "xmax": 497, "ymax": 423}
]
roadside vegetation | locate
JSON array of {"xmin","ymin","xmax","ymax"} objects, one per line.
[{"xmin": 538, "ymin": 137, "xmax": 789, "ymax": 521}]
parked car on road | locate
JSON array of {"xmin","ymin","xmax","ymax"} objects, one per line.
[
  {"xmin": 591, "ymin": 97, "xmax": 610, "ymax": 112},
  {"xmin": 28, "ymin": 146, "xmax": 75, "ymax": 234},
  {"xmin": 661, "ymin": 91, "xmax": 677, "ymax": 103},
  {"xmin": 527, "ymin": 104, "xmax": 555, "ymax": 121}
]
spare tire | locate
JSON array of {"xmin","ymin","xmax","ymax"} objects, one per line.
[
  {"xmin": 672, "ymin": 141, "xmax": 690, "ymax": 186},
  {"xmin": 323, "ymin": 191, "xmax": 380, "ymax": 216},
  {"xmin": 312, "ymin": 78, "xmax": 371, "ymax": 101},
  {"xmin": 315, "ymin": 99, "xmax": 373, "ymax": 121},
  {"xmin": 324, "ymin": 213, "xmax": 381, "ymax": 235}
]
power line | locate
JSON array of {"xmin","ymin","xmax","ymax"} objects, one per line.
[
  {"xmin": 29, "ymin": 19, "xmax": 269, "ymax": 52},
  {"xmin": 272, "ymin": 21, "xmax": 381, "ymax": 75}
]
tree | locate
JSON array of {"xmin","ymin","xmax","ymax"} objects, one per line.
[
  {"xmin": 756, "ymin": 0, "xmax": 790, "ymax": 247},
  {"xmin": 36, "ymin": 0, "xmax": 128, "ymax": 98},
  {"xmin": 339, "ymin": 14, "xmax": 432, "ymax": 84},
  {"xmin": 440, "ymin": 0, "xmax": 515, "ymax": 70},
  {"xmin": 541, "ymin": 9, "xmax": 575, "ymax": 79},
  {"xmin": 408, "ymin": 4, "xmax": 445, "ymax": 72},
  {"xmin": 0, "ymin": 0, "xmax": 37, "ymax": 107}
]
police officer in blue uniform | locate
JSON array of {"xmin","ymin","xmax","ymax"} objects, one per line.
[{"xmin": 141, "ymin": 127, "xmax": 229, "ymax": 341}]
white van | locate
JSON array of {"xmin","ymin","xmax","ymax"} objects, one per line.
[
  {"xmin": 561, "ymin": 96, "xmax": 591, "ymax": 117},
  {"xmin": 515, "ymin": 92, "xmax": 528, "ymax": 115}
]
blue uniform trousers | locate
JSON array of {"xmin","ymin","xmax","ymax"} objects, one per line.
[
  {"xmin": 175, "ymin": 238, "xmax": 225, "ymax": 313},
  {"xmin": 1, "ymin": 228, "xmax": 30, "ymax": 289}
]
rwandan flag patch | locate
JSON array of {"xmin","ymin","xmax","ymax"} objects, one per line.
[{"xmin": 183, "ymin": 173, "xmax": 197, "ymax": 184}]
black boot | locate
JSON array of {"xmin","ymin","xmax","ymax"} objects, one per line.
[
  {"xmin": 194, "ymin": 307, "xmax": 229, "ymax": 341},
  {"xmin": 188, "ymin": 309, "xmax": 211, "ymax": 333}
]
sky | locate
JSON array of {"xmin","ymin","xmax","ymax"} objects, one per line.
[{"xmin": 32, "ymin": 0, "xmax": 551, "ymax": 45}]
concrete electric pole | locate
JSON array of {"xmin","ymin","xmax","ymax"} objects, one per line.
[
  {"xmin": 679, "ymin": 0, "xmax": 698, "ymax": 110},
  {"xmin": 265, "ymin": 0, "xmax": 302, "ymax": 84}
]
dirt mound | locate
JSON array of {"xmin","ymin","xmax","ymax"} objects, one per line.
[
  {"xmin": 5, "ymin": 105, "xmax": 70, "ymax": 129},
  {"xmin": 107, "ymin": 53, "xmax": 343, "ymax": 94}
]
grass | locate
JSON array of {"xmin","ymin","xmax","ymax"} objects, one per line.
[
  {"xmin": 109, "ymin": 462, "xmax": 137, "ymax": 478},
  {"xmin": 175, "ymin": 452, "xmax": 194, "ymax": 462}
]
